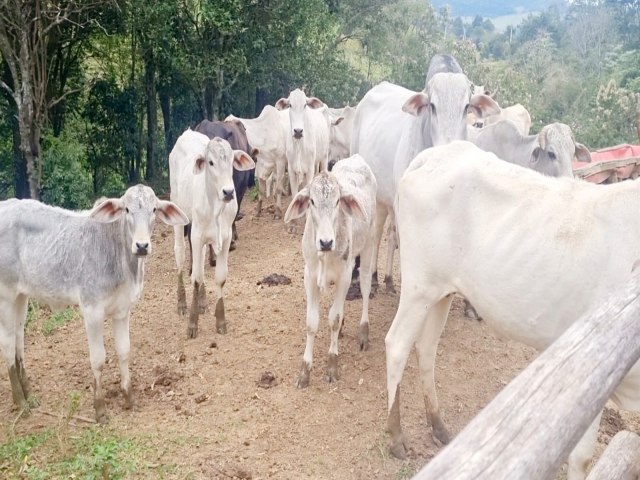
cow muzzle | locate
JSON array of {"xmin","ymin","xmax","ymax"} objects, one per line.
[
  {"xmin": 318, "ymin": 239, "xmax": 334, "ymax": 252},
  {"xmin": 293, "ymin": 128, "xmax": 304, "ymax": 139},
  {"xmin": 222, "ymin": 188, "xmax": 235, "ymax": 203},
  {"xmin": 133, "ymin": 241, "xmax": 150, "ymax": 257}
]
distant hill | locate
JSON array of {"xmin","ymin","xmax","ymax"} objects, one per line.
[{"xmin": 430, "ymin": 0, "xmax": 564, "ymax": 18}]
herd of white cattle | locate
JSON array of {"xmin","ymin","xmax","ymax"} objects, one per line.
[{"xmin": 0, "ymin": 53, "xmax": 637, "ymax": 479}]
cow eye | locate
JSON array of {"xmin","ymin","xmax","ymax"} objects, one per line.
[
  {"xmin": 464, "ymin": 104, "xmax": 470, "ymax": 115},
  {"xmin": 335, "ymin": 199, "xmax": 339, "ymax": 207},
  {"xmin": 310, "ymin": 198, "xmax": 315, "ymax": 206},
  {"xmin": 430, "ymin": 103, "xmax": 436, "ymax": 114},
  {"xmin": 548, "ymin": 152, "xmax": 556, "ymax": 160},
  {"xmin": 125, "ymin": 207, "xmax": 130, "ymax": 213},
  {"xmin": 153, "ymin": 207, "xmax": 157, "ymax": 213},
  {"xmin": 209, "ymin": 161, "xmax": 214, "ymax": 166}
]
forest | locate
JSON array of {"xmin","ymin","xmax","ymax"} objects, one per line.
[{"xmin": 1, "ymin": 0, "xmax": 639, "ymax": 208}]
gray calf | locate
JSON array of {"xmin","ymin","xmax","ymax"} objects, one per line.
[{"xmin": 0, "ymin": 185, "xmax": 188, "ymax": 422}]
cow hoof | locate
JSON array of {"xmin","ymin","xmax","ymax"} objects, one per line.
[
  {"xmin": 326, "ymin": 354, "xmax": 338, "ymax": 383},
  {"xmin": 432, "ymin": 419, "xmax": 451, "ymax": 445},
  {"xmin": 95, "ymin": 411, "xmax": 109, "ymax": 425},
  {"xmin": 358, "ymin": 325, "xmax": 370, "ymax": 351},
  {"xmin": 123, "ymin": 388, "xmax": 134, "ymax": 410},
  {"xmin": 177, "ymin": 303, "xmax": 187, "ymax": 316},
  {"xmin": 345, "ymin": 283, "xmax": 362, "ymax": 301},
  {"xmin": 273, "ymin": 212, "xmax": 282, "ymax": 220},
  {"xmin": 295, "ymin": 374, "xmax": 310, "ymax": 389},
  {"xmin": 229, "ymin": 241, "xmax": 237, "ymax": 252},
  {"xmin": 389, "ymin": 438, "xmax": 408, "ymax": 460},
  {"xmin": 216, "ymin": 324, "xmax": 227, "ymax": 335},
  {"xmin": 187, "ymin": 325, "xmax": 198, "ymax": 339}
]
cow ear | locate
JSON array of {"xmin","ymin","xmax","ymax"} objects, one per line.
[
  {"xmin": 530, "ymin": 147, "xmax": 542, "ymax": 164},
  {"xmin": 332, "ymin": 116, "xmax": 345, "ymax": 126},
  {"xmin": 306, "ymin": 97, "xmax": 324, "ymax": 109},
  {"xmin": 284, "ymin": 188, "xmax": 310, "ymax": 223},
  {"xmin": 339, "ymin": 193, "xmax": 368, "ymax": 222},
  {"xmin": 251, "ymin": 147, "xmax": 259, "ymax": 158},
  {"xmin": 233, "ymin": 150, "xmax": 256, "ymax": 171},
  {"xmin": 469, "ymin": 94, "xmax": 501, "ymax": 119},
  {"xmin": 156, "ymin": 200, "xmax": 190, "ymax": 226},
  {"xmin": 575, "ymin": 143, "xmax": 592, "ymax": 163},
  {"xmin": 402, "ymin": 92, "xmax": 430, "ymax": 116},
  {"xmin": 275, "ymin": 98, "xmax": 290, "ymax": 110},
  {"xmin": 90, "ymin": 198, "xmax": 125, "ymax": 223},
  {"xmin": 193, "ymin": 155, "xmax": 206, "ymax": 175}
]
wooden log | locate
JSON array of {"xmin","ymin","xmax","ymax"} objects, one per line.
[
  {"xmin": 412, "ymin": 270, "xmax": 640, "ymax": 480},
  {"xmin": 586, "ymin": 431, "xmax": 640, "ymax": 480},
  {"xmin": 574, "ymin": 157, "xmax": 640, "ymax": 181}
]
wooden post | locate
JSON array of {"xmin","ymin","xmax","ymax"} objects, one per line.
[
  {"xmin": 586, "ymin": 431, "xmax": 640, "ymax": 480},
  {"xmin": 412, "ymin": 271, "xmax": 640, "ymax": 480}
]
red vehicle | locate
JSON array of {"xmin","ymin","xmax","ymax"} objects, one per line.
[{"xmin": 573, "ymin": 144, "xmax": 640, "ymax": 184}]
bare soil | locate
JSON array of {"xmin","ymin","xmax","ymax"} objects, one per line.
[{"xmin": 1, "ymin": 198, "xmax": 637, "ymax": 479}]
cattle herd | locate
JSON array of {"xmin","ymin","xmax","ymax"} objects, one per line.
[{"xmin": 1, "ymin": 53, "xmax": 638, "ymax": 479}]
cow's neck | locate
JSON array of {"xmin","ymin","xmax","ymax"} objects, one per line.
[{"xmin": 115, "ymin": 218, "xmax": 144, "ymax": 289}]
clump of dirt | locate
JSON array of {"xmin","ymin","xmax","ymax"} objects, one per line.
[
  {"xmin": 257, "ymin": 273, "xmax": 291, "ymax": 286},
  {"xmin": 149, "ymin": 366, "xmax": 183, "ymax": 389},
  {"xmin": 257, "ymin": 371, "xmax": 278, "ymax": 389}
]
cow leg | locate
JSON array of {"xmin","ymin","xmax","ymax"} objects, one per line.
[
  {"xmin": 358, "ymin": 240, "xmax": 374, "ymax": 351},
  {"xmin": 274, "ymin": 161, "xmax": 286, "ymax": 220},
  {"xmin": 384, "ymin": 218, "xmax": 398, "ymax": 294},
  {"xmin": 208, "ymin": 244, "xmax": 217, "ymax": 267},
  {"xmin": 296, "ymin": 264, "xmax": 320, "ymax": 388},
  {"xmin": 415, "ymin": 295, "xmax": 455, "ymax": 446},
  {"xmin": 0, "ymin": 297, "xmax": 28, "ymax": 410},
  {"xmin": 174, "ymin": 225, "xmax": 188, "ymax": 315},
  {"xmin": 371, "ymin": 203, "xmax": 389, "ymax": 295},
  {"xmin": 567, "ymin": 410, "xmax": 602, "ymax": 480},
  {"xmin": 213, "ymin": 239, "xmax": 230, "ymax": 334},
  {"xmin": 385, "ymin": 286, "xmax": 445, "ymax": 459},
  {"xmin": 113, "ymin": 309, "xmax": 133, "ymax": 410},
  {"xmin": 188, "ymin": 240, "xmax": 206, "ymax": 339},
  {"xmin": 14, "ymin": 294, "xmax": 31, "ymax": 401},
  {"xmin": 256, "ymin": 176, "xmax": 267, "ymax": 217},
  {"xmin": 82, "ymin": 306, "xmax": 107, "ymax": 423},
  {"xmin": 327, "ymin": 265, "xmax": 351, "ymax": 383}
]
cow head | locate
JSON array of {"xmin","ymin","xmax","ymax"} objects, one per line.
[
  {"xmin": 276, "ymin": 88, "xmax": 324, "ymax": 140},
  {"xmin": 531, "ymin": 123, "xmax": 591, "ymax": 178},
  {"xmin": 403, "ymin": 73, "xmax": 500, "ymax": 147},
  {"xmin": 192, "ymin": 137, "xmax": 255, "ymax": 203},
  {"xmin": 90, "ymin": 185, "xmax": 188, "ymax": 256},
  {"xmin": 284, "ymin": 173, "xmax": 367, "ymax": 253}
]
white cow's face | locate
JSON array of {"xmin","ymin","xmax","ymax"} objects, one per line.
[
  {"xmin": 90, "ymin": 185, "xmax": 188, "ymax": 256},
  {"xmin": 531, "ymin": 123, "xmax": 591, "ymax": 178},
  {"xmin": 275, "ymin": 88, "xmax": 325, "ymax": 140},
  {"xmin": 194, "ymin": 137, "xmax": 255, "ymax": 203},
  {"xmin": 284, "ymin": 173, "xmax": 367, "ymax": 252}
]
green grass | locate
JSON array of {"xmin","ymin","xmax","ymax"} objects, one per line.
[
  {"xmin": 41, "ymin": 308, "xmax": 80, "ymax": 337},
  {"xmin": 26, "ymin": 300, "xmax": 42, "ymax": 329},
  {"xmin": 0, "ymin": 425, "xmax": 146, "ymax": 480},
  {"xmin": 396, "ymin": 464, "xmax": 417, "ymax": 480}
]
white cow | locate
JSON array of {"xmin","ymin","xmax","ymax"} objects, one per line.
[
  {"xmin": 327, "ymin": 105, "xmax": 357, "ymax": 168},
  {"xmin": 276, "ymin": 88, "xmax": 331, "ymax": 199},
  {"xmin": 471, "ymin": 119, "xmax": 592, "ymax": 179},
  {"xmin": 386, "ymin": 140, "xmax": 640, "ymax": 480},
  {"xmin": 351, "ymin": 54, "xmax": 500, "ymax": 292},
  {"xmin": 226, "ymin": 106, "xmax": 290, "ymax": 219},
  {"xmin": 169, "ymin": 129, "xmax": 255, "ymax": 338},
  {"xmin": 481, "ymin": 103, "xmax": 532, "ymax": 135},
  {"xmin": 284, "ymin": 154, "xmax": 377, "ymax": 387},
  {"xmin": 0, "ymin": 185, "xmax": 188, "ymax": 422}
]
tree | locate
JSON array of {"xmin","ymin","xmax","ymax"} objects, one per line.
[{"xmin": 0, "ymin": 0, "xmax": 114, "ymax": 199}]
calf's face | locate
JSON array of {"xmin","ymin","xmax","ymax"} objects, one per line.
[
  {"xmin": 193, "ymin": 138, "xmax": 255, "ymax": 203},
  {"xmin": 90, "ymin": 185, "xmax": 189, "ymax": 256},
  {"xmin": 532, "ymin": 123, "xmax": 591, "ymax": 178},
  {"xmin": 284, "ymin": 173, "xmax": 367, "ymax": 253},
  {"xmin": 276, "ymin": 88, "xmax": 324, "ymax": 140}
]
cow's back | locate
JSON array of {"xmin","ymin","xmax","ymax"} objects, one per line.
[
  {"xmin": 399, "ymin": 141, "xmax": 640, "ymax": 349},
  {"xmin": 0, "ymin": 200, "xmax": 128, "ymax": 306},
  {"xmin": 169, "ymin": 129, "xmax": 210, "ymax": 218},
  {"xmin": 351, "ymin": 82, "xmax": 421, "ymax": 207}
]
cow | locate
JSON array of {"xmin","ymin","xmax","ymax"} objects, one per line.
[
  {"xmin": 480, "ymin": 103, "xmax": 532, "ymax": 135},
  {"xmin": 350, "ymin": 53, "xmax": 500, "ymax": 293},
  {"xmin": 0, "ymin": 185, "xmax": 188, "ymax": 422},
  {"xmin": 169, "ymin": 129, "xmax": 255, "ymax": 338},
  {"xmin": 284, "ymin": 154, "xmax": 377, "ymax": 387},
  {"xmin": 225, "ymin": 106, "xmax": 290, "ymax": 219},
  {"xmin": 275, "ymin": 88, "xmax": 331, "ymax": 201},
  {"xmin": 326, "ymin": 105, "xmax": 357, "ymax": 170},
  {"xmin": 385, "ymin": 140, "xmax": 640, "ymax": 480},
  {"xmin": 471, "ymin": 120, "xmax": 592, "ymax": 178},
  {"xmin": 194, "ymin": 119, "xmax": 256, "ymax": 267}
]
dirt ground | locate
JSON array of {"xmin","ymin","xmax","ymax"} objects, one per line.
[{"xmin": 1, "ymin": 196, "xmax": 637, "ymax": 479}]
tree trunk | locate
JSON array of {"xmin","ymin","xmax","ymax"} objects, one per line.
[
  {"xmin": 9, "ymin": 108, "xmax": 29, "ymax": 198},
  {"xmin": 255, "ymin": 87, "xmax": 267, "ymax": 116},
  {"xmin": 204, "ymin": 79, "xmax": 214, "ymax": 120},
  {"xmin": 144, "ymin": 54, "xmax": 157, "ymax": 181},
  {"xmin": 159, "ymin": 88, "xmax": 174, "ymax": 154}
]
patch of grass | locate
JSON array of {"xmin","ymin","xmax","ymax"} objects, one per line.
[
  {"xmin": 26, "ymin": 300, "xmax": 42, "ymax": 329},
  {"xmin": 396, "ymin": 464, "xmax": 417, "ymax": 480},
  {"xmin": 0, "ymin": 393, "xmax": 148, "ymax": 480},
  {"xmin": 42, "ymin": 307, "xmax": 80, "ymax": 336},
  {"xmin": 248, "ymin": 184, "xmax": 259, "ymax": 202}
]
